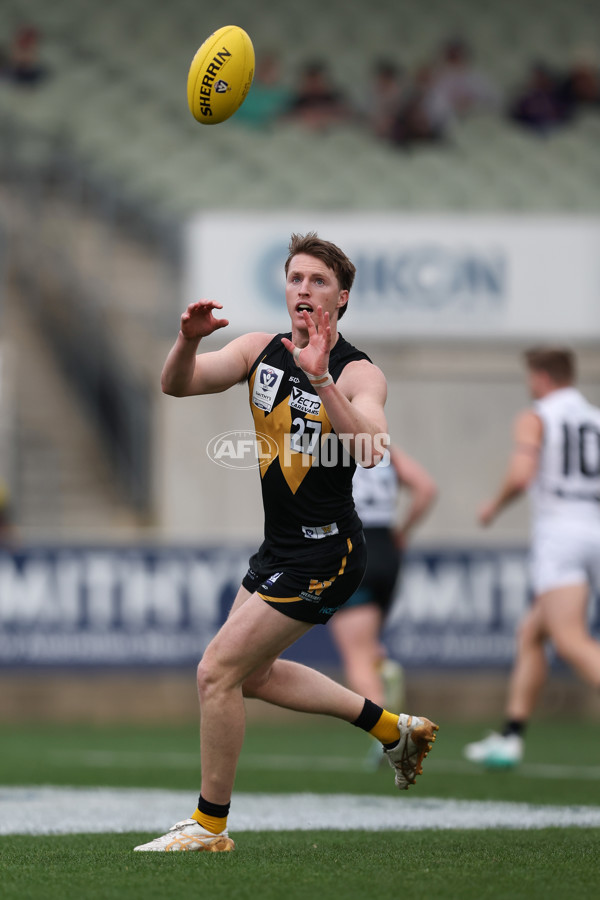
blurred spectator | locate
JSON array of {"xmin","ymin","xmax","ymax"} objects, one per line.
[
  {"xmin": 8, "ymin": 25, "xmax": 48, "ymax": 86},
  {"xmin": 429, "ymin": 37, "xmax": 501, "ymax": 118},
  {"xmin": 558, "ymin": 48, "xmax": 600, "ymax": 111},
  {"xmin": 360, "ymin": 59, "xmax": 408, "ymax": 140},
  {"xmin": 509, "ymin": 63, "xmax": 572, "ymax": 134},
  {"xmin": 389, "ymin": 63, "xmax": 451, "ymax": 148},
  {"xmin": 236, "ymin": 53, "xmax": 291, "ymax": 129},
  {"xmin": 287, "ymin": 60, "xmax": 351, "ymax": 131}
]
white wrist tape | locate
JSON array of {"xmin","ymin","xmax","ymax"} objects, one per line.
[{"xmin": 307, "ymin": 371, "xmax": 333, "ymax": 388}]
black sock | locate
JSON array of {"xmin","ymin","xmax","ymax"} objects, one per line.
[
  {"xmin": 352, "ymin": 698, "xmax": 384, "ymax": 733},
  {"xmin": 197, "ymin": 794, "xmax": 231, "ymax": 818},
  {"xmin": 502, "ymin": 720, "xmax": 526, "ymax": 738}
]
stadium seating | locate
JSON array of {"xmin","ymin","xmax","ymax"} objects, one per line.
[
  {"xmin": 2, "ymin": 0, "xmax": 599, "ymax": 534},
  {"xmin": 1, "ymin": 0, "xmax": 600, "ymax": 227}
]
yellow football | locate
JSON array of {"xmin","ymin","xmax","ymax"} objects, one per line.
[{"xmin": 187, "ymin": 25, "xmax": 255, "ymax": 125}]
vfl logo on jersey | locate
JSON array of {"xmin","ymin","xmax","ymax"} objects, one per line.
[
  {"xmin": 252, "ymin": 363, "xmax": 284, "ymax": 412},
  {"xmin": 289, "ymin": 386, "xmax": 321, "ymax": 416}
]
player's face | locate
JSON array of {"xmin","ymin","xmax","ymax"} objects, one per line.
[{"xmin": 285, "ymin": 254, "xmax": 348, "ymax": 331}]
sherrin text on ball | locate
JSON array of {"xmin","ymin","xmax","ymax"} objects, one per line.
[{"xmin": 187, "ymin": 25, "xmax": 255, "ymax": 124}]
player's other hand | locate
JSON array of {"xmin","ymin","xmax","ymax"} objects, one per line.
[{"xmin": 181, "ymin": 301, "xmax": 229, "ymax": 339}]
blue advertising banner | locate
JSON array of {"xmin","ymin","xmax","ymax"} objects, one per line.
[{"xmin": 0, "ymin": 546, "xmax": 598, "ymax": 668}]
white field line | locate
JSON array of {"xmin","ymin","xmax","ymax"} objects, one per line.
[
  {"xmin": 47, "ymin": 749, "xmax": 600, "ymax": 781},
  {"xmin": 2, "ymin": 787, "xmax": 600, "ymax": 835}
]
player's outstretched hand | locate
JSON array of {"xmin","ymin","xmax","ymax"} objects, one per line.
[
  {"xmin": 181, "ymin": 301, "xmax": 229, "ymax": 340},
  {"xmin": 281, "ymin": 307, "xmax": 332, "ymax": 378}
]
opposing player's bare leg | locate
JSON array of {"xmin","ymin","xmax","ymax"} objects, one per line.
[
  {"xmin": 329, "ymin": 604, "xmax": 386, "ymax": 705},
  {"xmin": 505, "ymin": 601, "xmax": 549, "ymax": 721},
  {"xmin": 541, "ymin": 583, "xmax": 600, "ymax": 687},
  {"xmin": 464, "ymin": 602, "xmax": 547, "ymax": 768}
]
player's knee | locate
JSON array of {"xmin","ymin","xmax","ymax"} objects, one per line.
[
  {"xmin": 197, "ymin": 648, "xmax": 248, "ymax": 699},
  {"xmin": 196, "ymin": 654, "xmax": 227, "ymax": 698},
  {"xmin": 196, "ymin": 658, "xmax": 213, "ymax": 698},
  {"xmin": 551, "ymin": 633, "xmax": 581, "ymax": 666},
  {"xmin": 516, "ymin": 612, "xmax": 543, "ymax": 648}
]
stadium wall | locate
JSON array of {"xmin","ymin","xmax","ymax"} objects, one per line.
[{"xmin": 1, "ymin": 671, "xmax": 598, "ymax": 725}]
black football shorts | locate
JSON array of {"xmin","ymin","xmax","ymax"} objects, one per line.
[{"xmin": 242, "ymin": 532, "xmax": 367, "ymax": 625}]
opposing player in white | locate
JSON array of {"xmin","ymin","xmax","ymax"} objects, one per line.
[
  {"xmin": 465, "ymin": 347, "xmax": 600, "ymax": 768},
  {"xmin": 330, "ymin": 445, "xmax": 437, "ymax": 768}
]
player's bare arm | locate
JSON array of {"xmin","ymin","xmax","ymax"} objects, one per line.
[
  {"xmin": 329, "ymin": 359, "xmax": 388, "ymax": 466},
  {"xmin": 478, "ymin": 409, "xmax": 543, "ymax": 526},
  {"xmin": 391, "ymin": 447, "xmax": 438, "ymax": 545},
  {"xmin": 161, "ymin": 300, "xmax": 273, "ymax": 397}
]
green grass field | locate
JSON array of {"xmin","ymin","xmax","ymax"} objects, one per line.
[
  {"xmin": 2, "ymin": 718, "xmax": 600, "ymax": 900},
  {"xmin": 3, "ymin": 830, "xmax": 600, "ymax": 900}
]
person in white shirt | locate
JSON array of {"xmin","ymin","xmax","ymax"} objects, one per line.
[
  {"xmin": 330, "ymin": 445, "xmax": 437, "ymax": 726},
  {"xmin": 465, "ymin": 347, "xmax": 600, "ymax": 767}
]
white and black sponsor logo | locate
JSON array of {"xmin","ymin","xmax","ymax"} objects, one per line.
[
  {"xmin": 261, "ymin": 571, "xmax": 283, "ymax": 589},
  {"xmin": 289, "ymin": 386, "xmax": 321, "ymax": 416},
  {"xmin": 252, "ymin": 363, "xmax": 284, "ymax": 412}
]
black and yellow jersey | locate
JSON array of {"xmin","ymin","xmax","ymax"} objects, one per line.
[{"xmin": 248, "ymin": 332, "xmax": 371, "ymax": 557}]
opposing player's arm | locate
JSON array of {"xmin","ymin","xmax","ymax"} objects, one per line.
[
  {"xmin": 161, "ymin": 301, "xmax": 273, "ymax": 396},
  {"xmin": 322, "ymin": 359, "xmax": 389, "ymax": 468},
  {"xmin": 390, "ymin": 446, "xmax": 438, "ymax": 545},
  {"xmin": 478, "ymin": 409, "xmax": 543, "ymax": 527}
]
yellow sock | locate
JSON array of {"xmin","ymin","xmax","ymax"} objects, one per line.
[
  {"xmin": 368, "ymin": 709, "xmax": 400, "ymax": 745},
  {"xmin": 192, "ymin": 808, "xmax": 228, "ymax": 835}
]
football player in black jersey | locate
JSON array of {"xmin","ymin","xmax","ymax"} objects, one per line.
[{"xmin": 135, "ymin": 233, "xmax": 438, "ymax": 853}]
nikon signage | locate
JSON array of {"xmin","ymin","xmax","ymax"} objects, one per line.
[{"xmin": 184, "ymin": 213, "xmax": 600, "ymax": 340}]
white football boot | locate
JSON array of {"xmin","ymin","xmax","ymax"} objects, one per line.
[
  {"xmin": 134, "ymin": 819, "xmax": 235, "ymax": 852},
  {"xmin": 463, "ymin": 732, "xmax": 523, "ymax": 768},
  {"xmin": 384, "ymin": 713, "xmax": 439, "ymax": 789}
]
